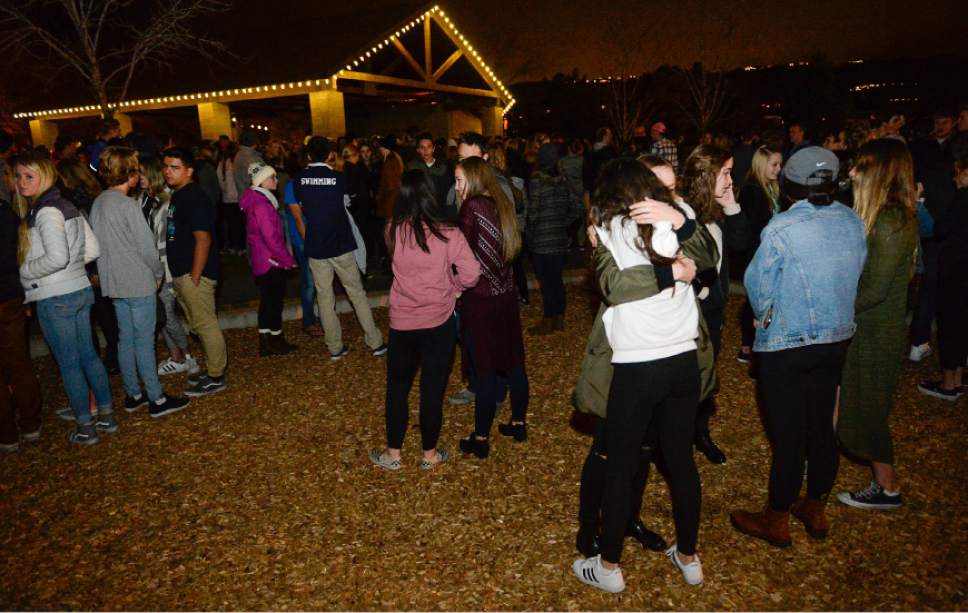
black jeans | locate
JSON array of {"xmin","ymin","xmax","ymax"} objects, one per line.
[
  {"xmin": 473, "ymin": 366, "xmax": 529, "ymax": 437},
  {"xmin": 578, "ymin": 416, "xmax": 656, "ymax": 526},
  {"xmin": 90, "ymin": 282, "xmax": 118, "ymax": 367},
  {"xmin": 511, "ymin": 233, "xmax": 530, "ymax": 300},
  {"xmin": 531, "ymin": 252, "xmax": 566, "ymax": 317},
  {"xmin": 740, "ymin": 298, "xmax": 756, "ymax": 348},
  {"xmin": 385, "ymin": 316, "xmax": 457, "ymax": 451},
  {"xmin": 221, "ymin": 200, "xmax": 246, "ymax": 252},
  {"xmin": 910, "ymin": 241, "xmax": 939, "ymax": 346},
  {"xmin": 601, "ymin": 352, "xmax": 701, "ymax": 562},
  {"xmin": 256, "ymin": 267, "xmax": 287, "ymax": 331},
  {"xmin": 937, "ymin": 260, "xmax": 968, "ymax": 370},
  {"xmin": 758, "ymin": 341, "xmax": 848, "ymax": 511}
]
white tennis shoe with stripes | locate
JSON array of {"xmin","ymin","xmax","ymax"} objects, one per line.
[{"xmin": 572, "ymin": 555, "xmax": 625, "ymax": 593}]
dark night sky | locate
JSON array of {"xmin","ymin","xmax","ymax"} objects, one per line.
[
  {"xmin": 5, "ymin": 0, "xmax": 965, "ymax": 108},
  {"xmin": 221, "ymin": 0, "xmax": 964, "ymax": 81}
]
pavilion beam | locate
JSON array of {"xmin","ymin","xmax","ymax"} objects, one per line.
[
  {"xmin": 432, "ymin": 49, "xmax": 463, "ymax": 82},
  {"xmin": 424, "ymin": 15, "xmax": 433, "ymax": 79},
  {"xmin": 389, "ymin": 36, "xmax": 427, "ymax": 82},
  {"xmin": 339, "ymin": 71, "xmax": 498, "ymax": 99},
  {"xmin": 29, "ymin": 119, "xmax": 58, "ymax": 149},
  {"xmin": 428, "ymin": 13, "xmax": 506, "ymax": 104}
]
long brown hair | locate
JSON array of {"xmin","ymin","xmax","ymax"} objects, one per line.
[
  {"xmin": 851, "ymin": 138, "xmax": 916, "ymax": 235},
  {"xmin": 458, "ymin": 157, "xmax": 520, "ymax": 262},
  {"xmin": 56, "ymin": 157, "xmax": 100, "ymax": 196},
  {"xmin": 680, "ymin": 144, "xmax": 732, "ymax": 225},
  {"xmin": 591, "ymin": 158, "xmax": 683, "ymax": 266}
]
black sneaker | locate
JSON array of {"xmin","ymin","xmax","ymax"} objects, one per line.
[
  {"xmin": 836, "ymin": 481, "xmax": 902, "ymax": 510},
  {"xmin": 124, "ymin": 394, "xmax": 149, "ymax": 413},
  {"xmin": 69, "ymin": 423, "xmax": 100, "ymax": 446},
  {"xmin": 94, "ymin": 412, "xmax": 119, "ymax": 433},
  {"xmin": 736, "ymin": 350, "xmax": 752, "ymax": 364},
  {"xmin": 187, "ymin": 371, "xmax": 208, "ymax": 386},
  {"xmin": 497, "ymin": 422, "xmax": 527, "ymax": 442},
  {"xmin": 150, "ymin": 395, "xmax": 191, "ymax": 418},
  {"xmin": 185, "ymin": 375, "xmax": 227, "ymax": 397},
  {"xmin": 371, "ymin": 343, "xmax": 388, "ymax": 357},
  {"xmin": 917, "ymin": 380, "xmax": 962, "ymax": 401},
  {"xmin": 330, "ymin": 345, "xmax": 350, "ymax": 361}
]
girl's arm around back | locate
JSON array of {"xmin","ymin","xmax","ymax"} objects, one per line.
[{"xmin": 447, "ymin": 228, "xmax": 481, "ymax": 291}]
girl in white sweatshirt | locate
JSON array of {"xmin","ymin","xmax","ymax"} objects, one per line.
[{"xmin": 573, "ymin": 158, "xmax": 704, "ymax": 593}]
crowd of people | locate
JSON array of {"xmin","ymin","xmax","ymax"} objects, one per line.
[{"xmin": 0, "ymin": 101, "xmax": 966, "ymax": 593}]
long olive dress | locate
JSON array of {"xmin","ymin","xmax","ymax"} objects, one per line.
[{"xmin": 838, "ymin": 208, "xmax": 918, "ymax": 464}]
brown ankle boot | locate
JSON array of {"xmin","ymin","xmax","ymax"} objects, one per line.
[
  {"xmin": 528, "ymin": 317, "xmax": 555, "ymax": 335},
  {"xmin": 730, "ymin": 506, "xmax": 792, "ymax": 547},
  {"xmin": 791, "ymin": 496, "xmax": 828, "ymax": 539},
  {"xmin": 552, "ymin": 314, "xmax": 565, "ymax": 331}
]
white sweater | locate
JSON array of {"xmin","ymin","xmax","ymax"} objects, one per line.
[{"xmin": 595, "ymin": 206, "xmax": 699, "ymax": 364}]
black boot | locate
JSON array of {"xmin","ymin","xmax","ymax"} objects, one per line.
[
  {"xmin": 576, "ymin": 522, "xmax": 601, "ymax": 557},
  {"xmin": 458, "ymin": 433, "xmax": 489, "ymax": 458},
  {"xmin": 269, "ymin": 332, "xmax": 297, "ymax": 355},
  {"xmin": 497, "ymin": 421, "xmax": 527, "ymax": 442},
  {"xmin": 626, "ymin": 519, "xmax": 667, "ymax": 552},
  {"xmin": 258, "ymin": 332, "xmax": 271, "ymax": 357},
  {"xmin": 695, "ymin": 427, "xmax": 727, "ymax": 464}
]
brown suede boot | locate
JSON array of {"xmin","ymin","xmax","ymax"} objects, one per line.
[
  {"xmin": 730, "ymin": 506, "xmax": 792, "ymax": 547},
  {"xmin": 552, "ymin": 314, "xmax": 565, "ymax": 331},
  {"xmin": 528, "ymin": 317, "xmax": 555, "ymax": 335},
  {"xmin": 791, "ymin": 496, "xmax": 829, "ymax": 539}
]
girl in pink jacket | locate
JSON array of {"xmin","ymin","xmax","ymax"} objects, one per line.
[
  {"xmin": 239, "ymin": 161, "xmax": 298, "ymax": 356},
  {"xmin": 369, "ymin": 170, "xmax": 481, "ymax": 471}
]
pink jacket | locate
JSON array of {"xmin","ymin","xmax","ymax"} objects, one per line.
[
  {"xmin": 239, "ymin": 188, "xmax": 296, "ymax": 276},
  {"xmin": 389, "ymin": 224, "xmax": 481, "ymax": 331}
]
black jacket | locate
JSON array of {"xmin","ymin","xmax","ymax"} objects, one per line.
[{"xmin": 0, "ymin": 200, "xmax": 23, "ymax": 303}]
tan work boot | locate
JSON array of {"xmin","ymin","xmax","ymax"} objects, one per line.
[
  {"xmin": 730, "ymin": 505, "xmax": 792, "ymax": 547},
  {"xmin": 791, "ymin": 496, "xmax": 829, "ymax": 539}
]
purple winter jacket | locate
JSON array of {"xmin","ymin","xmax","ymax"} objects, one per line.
[{"xmin": 238, "ymin": 188, "xmax": 296, "ymax": 276}]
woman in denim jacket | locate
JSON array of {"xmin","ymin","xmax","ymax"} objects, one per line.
[{"xmin": 731, "ymin": 147, "xmax": 867, "ymax": 547}]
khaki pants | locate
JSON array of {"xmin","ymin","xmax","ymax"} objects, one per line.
[
  {"xmin": 308, "ymin": 252, "xmax": 383, "ymax": 355},
  {"xmin": 173, "ymin": 275, "xmax": 227, "ymax": 377}
]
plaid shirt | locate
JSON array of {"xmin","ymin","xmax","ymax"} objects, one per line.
[{"xmin": 651, "ymin": 138, "xmax": 679, "ymax": 170}]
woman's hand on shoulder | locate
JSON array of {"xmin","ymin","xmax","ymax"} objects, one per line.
[{"xmin": 629, "ymin": 198, "xmax": 685, "ymax": 229}]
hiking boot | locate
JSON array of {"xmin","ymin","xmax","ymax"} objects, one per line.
[
  {"xmin": 791, "ymin": 496, "xmax": 830, "ymax": 539},
  {"xmin": 836, "ymin": 481, "xmax": 902, "ymax": 511},
  {"xmin": 730, "ymin": 506, "xmax": 791, "ymax": 547}
]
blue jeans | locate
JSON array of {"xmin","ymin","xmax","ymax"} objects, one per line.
[
  {"xmin": 114, "ymin": 295, "xmax": 163, "ymax": 402},
  {"xmin": 36, "ymin": 287, "xmax": 112, "ymax": 424},
  {"xmin": 292, "ymin": 241, "xmax": 318, "ymax": 329}
]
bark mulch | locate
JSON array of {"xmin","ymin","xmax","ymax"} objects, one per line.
[{"xmin": 1, "ymin": 286, "xmax": 966, "ymax": 611}]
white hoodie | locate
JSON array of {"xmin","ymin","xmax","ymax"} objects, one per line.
[{"xmin": 595, "ymin": 203, "xmax": 699, "ymax": 364}]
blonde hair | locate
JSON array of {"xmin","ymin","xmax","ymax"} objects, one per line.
[
  {"xmin": 14, "ymin": 153, "xmax": 58, "ymax": 264},
  {"xmin": 458, "ymin": 156, "xmax": 520, "ymax": 262},
  {"xmin": 749, "ymin": 146, "xmax": 781, "ymax": 209},
  {"xmin": 140, "ymin": 157, "xmax": 170, "ymax": 206},
  {"xmin": 851, "ymin": 138, "xmax": 916, "ymax": 236},
  {"xmin": 98, "ymin": 146, "xmax": 140, "ymax": 187}
]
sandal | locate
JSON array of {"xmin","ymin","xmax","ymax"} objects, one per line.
[
  {"xmin": 369, "ymin": 449, "xmax": 402, "ymax": 471},
  {"xmin": 419, "ymin": 447, "xmax": 449, "ymax": 470}
]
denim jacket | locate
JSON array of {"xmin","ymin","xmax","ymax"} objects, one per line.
[{"xmin": 744, "ymin": 199, "xmax": 867, "ymax": 352}]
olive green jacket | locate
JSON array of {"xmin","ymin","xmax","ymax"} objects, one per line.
[{"xmin": 572, "ymin": 223, "xmax": 720, "ymax": 418}]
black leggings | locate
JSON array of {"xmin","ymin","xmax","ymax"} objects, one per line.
[
  {"xmin": 256, "ymin": 267, "xmax": 287, "ymax": 331},
  {"xmin": 937, "ymin": 262, "xmax": 968, "ymax": 370},
  {"xmin": 758, "ymin": 341, "xmax": 848, "ymax": 510},
  {"xmin": 473, "ymin": 367, "xmax": 529, "ymax": 437},
  {"xmin": 600, "ymin": 352, "xmax": 701, "ymax": 563},
  {"xmin": 385, "ymin": 316, "xmax": 457, "ymax": 451},
  {"xmin": 578, "ymin": 416, "xmax": 656, "ymax": 526}
]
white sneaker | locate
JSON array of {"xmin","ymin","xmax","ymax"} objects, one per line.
[
  {"xmin": 157, "ymin": 354, "xmax": 200, "ymax": 376},
  {"xmin": 908, "ymin": 343, "xmax": 932, "ymax": 362},
  {"xmin": 572, "ymin": 555, "xmax": 625, "ymax": 593},
  {"xmin": 665, "ymin": 544, "xmax": 703, "ymax": 586}
]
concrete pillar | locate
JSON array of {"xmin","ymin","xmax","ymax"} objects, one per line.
[
  {"xmin": 196, "ymin": 102, "xmax": 232, "ymax": 142},
  {"xmin": 115, "ymin": 112, "xmax": 133, "ymax": 137},
  {"xmin": 481, "ymin": 106, "xmax": 504, "ymax": 137},
  {"xmin": 309, "ymin": 90, "xmax": 346, "ymax": 139},
  {"xmin": 29, "ymin": 119, "xmax": 59, "ymax": 150}
]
